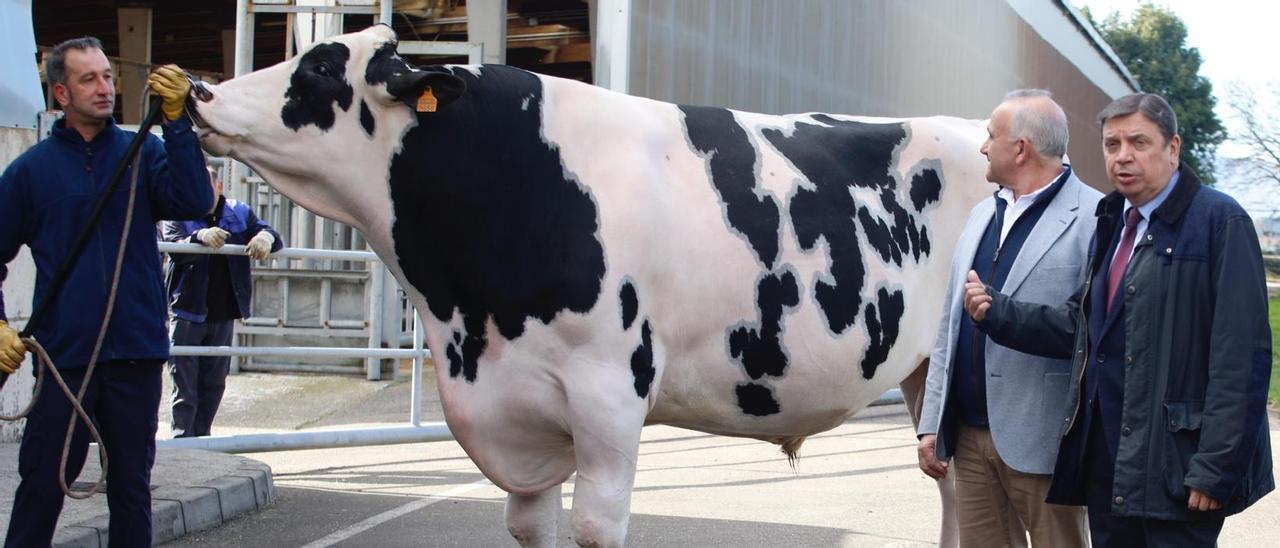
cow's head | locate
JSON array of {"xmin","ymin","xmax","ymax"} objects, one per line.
[{"xmin": 191, "ymin": 25, "xmax": 464, "ymax": 231}]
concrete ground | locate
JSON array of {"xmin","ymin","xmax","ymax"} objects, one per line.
[
  {"xmin": 3, "ymin": 363, "xmax": 1275, "ymax": 546},
  {"xmin": 158, "ymin": 365, "xmax": 1280, "ymax": 547}
]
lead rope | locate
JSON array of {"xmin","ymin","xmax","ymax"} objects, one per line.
[{"xmin": 0, "ymin": 93, "xmax": 150, "ymax": 499}]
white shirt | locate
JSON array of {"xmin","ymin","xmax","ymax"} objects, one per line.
[{"xmin": 994, "ymin": 168, "xmax": 1066, "ymax": 245}]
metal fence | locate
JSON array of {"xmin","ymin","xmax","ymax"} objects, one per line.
[{"xmin": 155, "ymin": 241, "xmax": 453, "ymax": 453}]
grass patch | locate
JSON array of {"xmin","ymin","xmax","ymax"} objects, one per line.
[{"xmin": 1270, "ymin": 298, "xmax": 1280, "ymax": 407}]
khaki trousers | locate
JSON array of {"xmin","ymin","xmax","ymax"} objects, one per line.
[{"xmin": 954, "ymin": 425, "xmax": 1089, "ymax": 548}]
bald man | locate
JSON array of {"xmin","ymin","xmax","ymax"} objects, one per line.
[{"xmin": 917, "ymin": 90, "xmax": 1098, "ymax": 546}]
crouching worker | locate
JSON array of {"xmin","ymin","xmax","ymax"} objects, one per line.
[
  {"xmin": 0, "ymin": 37, "xmax": 212, "ymax": 547},
  {"xmin": 162, "ymin": 166, "xmax": 281, "ymax": 438}
]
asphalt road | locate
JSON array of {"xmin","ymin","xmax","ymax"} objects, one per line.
[{"xmin": 156, "ymin": 371, "xmax": 1280, "ymax": 547}]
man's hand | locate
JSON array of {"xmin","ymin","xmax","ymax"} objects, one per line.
[
  {"xmin": 147, "ymin": 64, "xmax": 191, "ymax": 121},
  {"xmin": 1188, "ymin": 488, "xmax": 1222, "ymax": 512},
  {"xmin": 246, "ymin": 231, "xmax": 275, "ymax": 261},
  {"xmin": 196, "ymin": 227, "xmax": 230, "ymax": 249},
  {"xmin": 964, "ymin": 270, "xmax": 992, "ymax": 322},
  {"xmin": 0, "ymin": 320, "xmax": 28, "ymax": 375},
  {"xmin": 917, "ymin": 434, "xmax": 949, "ymax": 479}
]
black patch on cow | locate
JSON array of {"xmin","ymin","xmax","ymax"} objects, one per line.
[
  {"xmin": 360, "ymin": 100, "xmax": 375, "ymax": 137},
  {"xmin": 281, "ymin": 42, "xmax": 354, "ymax": 132},
  {"xmin": 910, "ymin": 168, "xmax": 942, "ymax": 212},
  {"xmin": 445, "ymin": 331, "xmax": 463, "ymax": 378},
  {"xmin": 764, "ymin": 115, "xmax": 932, "ymax": 334},
  {"xmin": 735, "ymin": 382, "xmax": 780, "ymax": 416},
  {"xmin": 444, "ymin": 313, "xmax": 486, "ymax": 382},
  {"xmin": 386, "ymin": 65, "xmax": 606, "ymax": 384},
  {"xmin": 630, "ymin": 321, "xmax": 655, "ymax": 398},
  {"xmin": 861, "ymin": 287, "xmax": 905, "ymax": 379},
  {"xmin": 620, "ymin": 280, "xmax": 638, "ymax": 331},
  {"xmin": 364, "ymin": 41, "xmax": 402, "ymax": 87},
  {"xmin": 680, "ymin": 105, "xmax": 781, "ymax": 269},
  {"xmin": 729, "ymin": 270, "xmax": 799, "ymax": 381}
]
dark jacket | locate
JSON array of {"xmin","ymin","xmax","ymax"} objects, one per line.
[
  {"xmin": 0, "ymin": 117, "xmax": 212, "ymax": 368},
  {"xmin": 981, "ymin": 164, "xmax": 1274, "ymax": 520},
  {"xmin": 163, "ymin": 198, "xmax": 281, "ymax": 323}
]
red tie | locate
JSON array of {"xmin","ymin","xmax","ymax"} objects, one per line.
[{"xmin": 1106, "ymin": 207, "xmax": 1143, "ymax": 312}]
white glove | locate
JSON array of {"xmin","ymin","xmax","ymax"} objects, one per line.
[
  {"xmin": 246, "ymin": 231, "xmax": 275, "ymax": 260},
  {"xmin": 196, "ymin": 227, "xmax": 230, "ymax": 249}
]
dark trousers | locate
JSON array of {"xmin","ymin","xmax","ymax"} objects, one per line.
[
  {"xmin": 4, "ymin": 360, "xmax": 162, "ymax": 548},
  {"xmin": 1083, "ymin": 403, "xmax": 1225, "ymax": 547},
  {"xmin": 168, "ymin": 319, "xmax": 233, "ymax": 438}
]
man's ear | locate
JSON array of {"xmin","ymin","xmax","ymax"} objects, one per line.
[
  {"xmin": 52, "ymin": 82, "xmax": 70, "ymax": 108},
  {"xmin": 385, "ymin": 69, "xmax": 466, "ymax": 111}
]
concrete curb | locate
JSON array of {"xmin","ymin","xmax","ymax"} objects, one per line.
[{"xmin": 48, "ymin": 460, "xmax": 273, "ymax": 547}]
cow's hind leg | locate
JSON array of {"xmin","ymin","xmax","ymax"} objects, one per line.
[
  {"xmin": 506, "ymin": 484, "xmax": 562, "ymax": 547},
  {"xmin": 900, "ymin": 359, "xmax": 959, "ymax": 548}
]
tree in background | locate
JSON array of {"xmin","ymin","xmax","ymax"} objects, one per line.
[
  {"xmin": 1222, "ymin": 83, "xmax": 1280, "ymax": 188},
  {"xmin": 1084, "ymin": 4, "xmax": 1226, "ymax": 183}
]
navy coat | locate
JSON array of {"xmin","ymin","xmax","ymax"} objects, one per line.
[
  {"xmin": 0, "ymin": 117, "xmax": 212, "ymax": 368},
  {"xmin": 163, "ymin": 198, "xmax": 281, "ymax": 323}
]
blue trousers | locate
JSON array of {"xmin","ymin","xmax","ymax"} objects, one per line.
[
  {"xmin": 168, "ymin": 319, "xmax": 233, "ymax": 438},
  {"xmin": 4, "ymin": 360, "xmax": 162, "ymax": 548}
]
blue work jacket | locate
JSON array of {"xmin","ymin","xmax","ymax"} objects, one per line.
[
  {"xmin": 163, "ymin": 198, "xmax": 281, "ymax": 323},
  {"xmin": 0, "ymin": 116, "xmax": 213, "ymax": 369}
]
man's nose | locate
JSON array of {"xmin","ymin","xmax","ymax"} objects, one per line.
[{"xmin": 1114, "ymin": 143, "xmax": 1135, "ymax": 162}]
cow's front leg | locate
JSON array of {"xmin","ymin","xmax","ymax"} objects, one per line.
[
  {"xmin": 506, "ymin": 484, "xmax": 562, "ymax": 547},
  {"xmin": 565, "ymin": 390, "xmax": 647, "ymax": 547}
]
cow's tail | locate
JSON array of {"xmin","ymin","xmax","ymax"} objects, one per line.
[{"xmin": 779, "ymin": 436, "xmax": 806, "ymax": 468}]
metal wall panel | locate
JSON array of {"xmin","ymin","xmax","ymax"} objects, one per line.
[{"xmin": 627, "ymin": 0, "xmax": 1129, "ymax": 187}]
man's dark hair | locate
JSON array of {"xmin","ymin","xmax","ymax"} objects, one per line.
[
  {"xmin": 1097, "ymin": 92, "xmax": 1179, "ymax": 144},
  {"xmin": 46, "ymin": 36, "xmax": 104, "ymax": 88}
]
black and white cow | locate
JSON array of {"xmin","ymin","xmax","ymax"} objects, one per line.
[{"xmin": 192, "ymin": 25, "xmax": 991, "ymax": 547}]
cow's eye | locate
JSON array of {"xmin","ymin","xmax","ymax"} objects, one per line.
[{"xmin": 313, "ymin": 64, "xmax": 332, "ymax": 77}]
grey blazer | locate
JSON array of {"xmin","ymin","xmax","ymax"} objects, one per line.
[{"xmin": 918, "ymin": 171, "xmax": 1102, "ymax": 475}]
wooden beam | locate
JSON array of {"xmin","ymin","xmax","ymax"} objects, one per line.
[{"xmin": 117, "ymin": 7, "xmax": 151, "ymax": 124}]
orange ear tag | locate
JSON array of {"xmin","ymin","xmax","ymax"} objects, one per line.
[{"xmin": 416, "ymin": 87, "xmax": 438, "ymax": 113}]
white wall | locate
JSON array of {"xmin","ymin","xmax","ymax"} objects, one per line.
[{"xmin": 0, "ymin": 127, "xmax": 37, "ymax": 441}]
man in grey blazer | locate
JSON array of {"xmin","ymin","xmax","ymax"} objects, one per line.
[{"xmin": 917, "ymin": 90, "xmax": 1099, "ymax": 547}]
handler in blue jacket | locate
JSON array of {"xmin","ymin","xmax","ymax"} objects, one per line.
[
  {"xmin": 0, "ymin": 37, "xmax": 212, "ymax": 546},
  {"xmin": 162, "ymin": 166, "xmax": 281, "ymax": 438}
]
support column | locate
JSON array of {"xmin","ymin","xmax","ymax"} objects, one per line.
[
  {"xmin": 591, "ymin": 0, "xmax": 631, "ymax": 93},
  {"xmin": 116, "ymin": 7, "xmax": 152, "ymax": 124},
  {"xmin": 467, "ymin": 0, "xmax": 507, "ymax": 64},
  {"xmin": 221, "ymin": 29, "xmax": 236, "ymax": 77}
]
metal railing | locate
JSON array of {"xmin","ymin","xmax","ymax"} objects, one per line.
[{"xmin": 156, "ymin": 241, "xmax": 453, "ymax": 452}]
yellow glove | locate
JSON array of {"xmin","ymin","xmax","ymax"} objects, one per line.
[
  {"xmin": 246, "ymin": 232, "xmax": 276, "ymax": 261},
  {"xmin": 147, "ymin": 64, "xmax": 191, "ymax": 121},
  {"xmin": 0, "ymin": 320, "xmax": 27, "ymax": 375}
]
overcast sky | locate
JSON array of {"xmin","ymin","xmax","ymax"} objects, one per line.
[{"xmin": 1072, "ymin": 0, "xmax": 1280, "ymax": 213}]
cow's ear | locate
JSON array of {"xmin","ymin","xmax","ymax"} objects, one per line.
[{"xmin": 385, "ymin": 70, "xmax": 466, "ymax": 111}]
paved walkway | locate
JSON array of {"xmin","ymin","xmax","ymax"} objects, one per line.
[
  {"xmin": 1, "ymin": 367, "xmax": 1277, "ymax": 546},
  {"xmin": 0, "ymin": 444, "xmax": 270, "ymax": 547}
]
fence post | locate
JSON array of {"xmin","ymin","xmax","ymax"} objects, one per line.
[{"xmin": 366, "ymin": 262, "xmax": 386, "ymax": 380}]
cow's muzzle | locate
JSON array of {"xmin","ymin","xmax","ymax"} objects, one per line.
[{"xmin": 184, "ymin": 73, "xmax": 214, "ymax": 128}]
